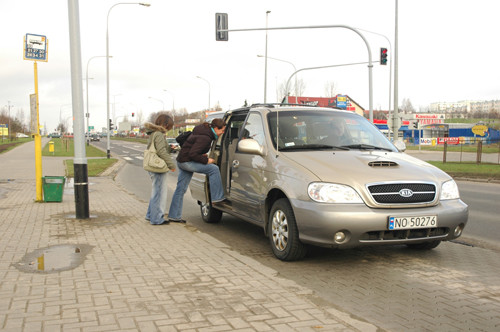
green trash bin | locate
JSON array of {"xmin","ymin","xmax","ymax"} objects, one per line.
[{"xmin": 42, "ymin": 176, "xmax": 66, "ymax": 202}]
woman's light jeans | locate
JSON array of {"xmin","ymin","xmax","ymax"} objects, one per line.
[
  {"xmin": 146, "ymin": 171, "xmax": 169, "ymax": 224},
  {"xmin": 168, "ymin": 161, "xmax": 224, "ymax": 220}
]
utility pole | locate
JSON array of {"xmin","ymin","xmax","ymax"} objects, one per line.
[
  {"xmin": 68, "ymin": 0, "xmax": 89, "ymax": 218},
  {"xmin": 392, "ymin": 0, "xmax": 399, "ymax": 140},
  {"xmin": 264, "ymin": 10, "xmax": 271, "ymax": 103},
  {"xmin": 7, "ymin": 101, "xmax": 12, "ymax": 141}
]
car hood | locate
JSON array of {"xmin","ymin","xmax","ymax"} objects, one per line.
[{"xmin": 280, "ymin": 150, "xmax": 451, "ymax": 186}]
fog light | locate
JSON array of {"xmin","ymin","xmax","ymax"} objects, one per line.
[
  {"xmin": 454, "ymin": 225, "xmax": 463, "ymax": 237},
  {"xmin": 334, "ymin": 232, "xmax": 346, "ymax": 243}
]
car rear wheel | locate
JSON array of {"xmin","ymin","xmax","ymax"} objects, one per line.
[
  {"xmin": 268, "ymin": 198, "xmax": 307, "ymax": 261},
  {"xmin": 200, "ymin": 201, "xmax": 222, "ymax": 223},
  {"xmin": 406, "ymin": 240, "xmax": 441, "ymax": 250}
]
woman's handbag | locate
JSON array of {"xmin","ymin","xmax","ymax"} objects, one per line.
[{"xmin": 143, "ymin": 137, "xmax": 169, "ymax": 173}]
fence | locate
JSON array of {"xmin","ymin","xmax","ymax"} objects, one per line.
[{"xmin": 431, "ymin": 139, "xmax": 500, "ymax": 164}]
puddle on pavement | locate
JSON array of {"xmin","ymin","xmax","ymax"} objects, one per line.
[{"xmin": 13, "ymin": 244, "xmax": 93, "ymax": 274}]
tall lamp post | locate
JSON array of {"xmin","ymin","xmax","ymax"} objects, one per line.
[
  {"xmin": 163, "ymin": 89, "xmax": 175, "ymax": 119},
  {"xmin": 257, "ymin": 55, "xmax": 297, "ymax": 102},
  {"xmin": 86, "ymin": 55, "xmax": 109, "ymax": 145},
  {"xmin": 148, "ymin": 96, "xmax": 165, "ymax": 111},
  {"xmin": 264, "ymin": 10, "xmax": 271, "ymax": 103},
  {"xmin": 196, "ymin": 76, "xmax": 211, "ymax": 111},
  {"xmin": 106, "ymin": 2, "xmax": 150, "ymax": 158},
  {"xmin": 7, "ymin": 101, "xmax": 12, "ymax": 141}
]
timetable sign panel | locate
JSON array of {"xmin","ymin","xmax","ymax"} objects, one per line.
[{"xmin": 24, "ymin": 33, "xmax": 48, "ymax": 61}]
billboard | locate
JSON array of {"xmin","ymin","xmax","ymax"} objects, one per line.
[{"xmin": 287, "ymin": 96, "xmax": 337, "ymax": 108}]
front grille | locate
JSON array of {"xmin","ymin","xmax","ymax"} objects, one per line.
[
  {"xmin": 360, "ymin": 227, "xmax": 448, "ymax": 242},
  {"xmin": 368, "ymin": 183, "xmax": 436, "ymax": 204}
]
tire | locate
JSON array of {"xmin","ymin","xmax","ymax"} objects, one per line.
[
  {"xmin": 406, "ymin": 240, "xmax": 441, "ymax": 250},
  {"xmin": 200, "ymin": 201, "xmax": 222, "ymax": 223},
  {"xmin": 268, "ymin": 198, "xmax": 307, "ymax": 261}
]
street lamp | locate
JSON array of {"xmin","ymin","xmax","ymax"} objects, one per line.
[
  {"xmin": 59, "ymin": 104, "xmax": 72, "ymax": 133},
  {"xmin": 257, "ymin": 54, "xmax": 298, "ymax": 102},
  {"xmin": 264, "ymin": 10, "xmax": 271, "ymax": 103},
  {"xmin": 148, "ymin": 96, "xmax": 165, "ymax": 110},
  {"xmin": 196, "ymin": 76, "xmax": 211, "ymax": 111},
  {"xmin": 7, "ymin": 101, "xmax": 12, "ymax": 141},
  {"xmin": 106, "ymin": 2, "xmax": 150, "ymax": 158},
  {"xmin": 86, "ymin": 55, "xmax": 110, "ymax": 145},
  {"xmin": 163, "ymin": 89, "xmax": 175, "ymax": 121}
]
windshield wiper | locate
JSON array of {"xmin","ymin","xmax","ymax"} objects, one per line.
[
  {"xmin": 279, "ymin": 144, "xmax": 349, "ymax": 151},
  {"xmin": 342, "ymin": 144, "xmax": 393, "ymax": 152}
]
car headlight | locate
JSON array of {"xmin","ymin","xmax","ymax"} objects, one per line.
[
  {"xmin": 440, "ymin": 179, "xmax": 460, "ymax": 200},
  {"xmin": 308, "ymin": 182, "xmax": 363, "ymax": 203}
]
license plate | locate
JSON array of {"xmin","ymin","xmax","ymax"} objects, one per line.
[{"xmin": 388, "ymin": 215, "xmax": 437, "ymax": 230}]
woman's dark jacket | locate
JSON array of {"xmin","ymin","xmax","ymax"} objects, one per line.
[{"xmin": 177, "ymin": 123, "xmax": 215, "ymax": 164}]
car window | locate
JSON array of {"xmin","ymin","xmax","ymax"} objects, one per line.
[
  {"xmin": 267, "ymin": 110, "xmax": 396, "ymax": 151},
  {"xmin": 240, "ymin": 113, "xmax": 265, "ymax": 145}
]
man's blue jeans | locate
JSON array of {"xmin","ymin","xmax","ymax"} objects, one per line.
[
  {"xmin": 168, "ymin": 161, "xmax": 224, "ymax": 220},
  {"xmin": 146, "ymin": 171, "xmax": 169, "ymax": 224}
]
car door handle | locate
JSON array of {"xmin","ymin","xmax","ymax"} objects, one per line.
[{"xmin": 232, "ymin": 160, "xmax": 240, "ymax": 168}]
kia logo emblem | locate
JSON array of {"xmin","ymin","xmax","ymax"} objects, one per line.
[{"xmin": 399, "ymin": 189, "xmax": 414, "ymax": 197}]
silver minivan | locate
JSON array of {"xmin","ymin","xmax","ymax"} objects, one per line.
[{"xmin": 190, "ymin": 105, "xmax": 468, "ymax": 261}]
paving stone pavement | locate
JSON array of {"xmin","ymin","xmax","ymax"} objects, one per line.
[{"xmin": 0, "ymin": 142, "xmax": 374, "ymax": 332}]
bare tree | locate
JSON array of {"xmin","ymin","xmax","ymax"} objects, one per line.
[
  {"xmin": 400, "ymin": 98, "xmax": 416, "ymax": 114},
  {"xmin": 295, "ymin": 78, "xmax": 306, "ymax": 96},
  {"xmin": 277, "ymin": 78, "xmax": 307, "ymax": 102},
  {"xmin": 324, "ymin": 81, "xmax": 337, "ymax": 98}
]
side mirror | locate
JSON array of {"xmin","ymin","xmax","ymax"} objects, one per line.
[
  {"xmin": 393, "ymin": 140, "xmax": 406, "ymax": 152},
  {"xmin": 237, "ymin": 138, "xmax": 265, "ymax": 156}
]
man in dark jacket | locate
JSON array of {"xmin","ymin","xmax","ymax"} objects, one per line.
[{"xmin": 167, "ymin": 119, "xmax": 226, "ymax": 223}]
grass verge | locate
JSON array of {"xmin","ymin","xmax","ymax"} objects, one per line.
[
  {"xmin": 42, "ymin": 138, "xmax": 107, "ymax": 157},
  {"xmin": 64, "ymin": 158, "xmax": 118, "ymax": 177},
  {"xmin": 427, "ymin": 161, "xmax": 500, "ymax": 180}
]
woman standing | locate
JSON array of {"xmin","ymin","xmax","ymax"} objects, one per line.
[
  {"xmin": 167, "ymin": 118, "xmax": 226, "ymax": 223},
  {"xmin": 144, "ymin": 114, "xmax": 176, "ymax": 225}
]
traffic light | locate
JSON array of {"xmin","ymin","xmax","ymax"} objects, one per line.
[
  {"xmin": 215, "ymin": 13, "xmax": 228, "ymax": 41},
  {"xmin": 109, "ymin": 119, "xmax": 113, "ymax": 130},
  {"xmin": 413, "ymin": 121, "xmax": 418, "ymax": 129},
  {"xmin": 131, "ymin": 112, "xmax": 135, "ymax": 117},
  {"xmin": 380, "ymin": 48, "xmax": 388, "ymax": 65}
]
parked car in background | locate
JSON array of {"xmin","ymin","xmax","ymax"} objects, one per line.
[
  {"xmin": 189, "ymin": 104, "xmax": 469, "ymax": 261},
  {"xmin": 166, "ymin": 137, "xmax": 180, "ymax": 153}
]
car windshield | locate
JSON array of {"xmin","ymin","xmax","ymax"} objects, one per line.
[{"xmin": 267, "ymin": 110, "xmax": 397, "ymax": 152}]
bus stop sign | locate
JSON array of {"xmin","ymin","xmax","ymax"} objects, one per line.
[{"xmin": 24, "ymin": 33, "xmax": 48, "ymax": 61}]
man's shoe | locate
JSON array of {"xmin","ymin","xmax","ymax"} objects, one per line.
[
  {"xmin": 168, "ymin": 218, "xmax": 187, "ymax": 224},
  {"xmin": 213, "ymin": 199, "xmax": 230, "ymax": 206}
]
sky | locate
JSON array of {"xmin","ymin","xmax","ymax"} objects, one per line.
[{"xmin": 1, "ymin": 0, "xmax": 499, "ymax": 133}]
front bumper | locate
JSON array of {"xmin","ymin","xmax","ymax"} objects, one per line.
[{"xmin": 291, "ymin": 198, "xmax": 469, "ymax": 248}]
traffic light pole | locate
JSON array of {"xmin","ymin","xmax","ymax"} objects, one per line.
[{"xmin": 216, "ymin": 20, "xmax": 374, "ymax": 122}]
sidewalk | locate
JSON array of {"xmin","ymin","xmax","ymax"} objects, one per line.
[{"xmin": 0, "ymin": 141, "xmax": 368, "ymax": 331}]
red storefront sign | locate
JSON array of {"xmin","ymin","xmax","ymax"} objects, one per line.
[{"xmin": 437, "ymin": 137, "xmax": 460, "ymax": 145}]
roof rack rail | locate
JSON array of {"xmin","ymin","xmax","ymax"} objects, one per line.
[{"xmin": 250, "ymin": 103, "xmax": 342, "ymax": 110}]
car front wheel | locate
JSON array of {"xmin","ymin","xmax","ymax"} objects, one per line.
[
  {"xmin": 200, "ymin": 201, "xmax": 222, "ymax": 223},
  {"xmin": 268, "ymin": 198, "xmax": 306, "ymax": 261}
]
